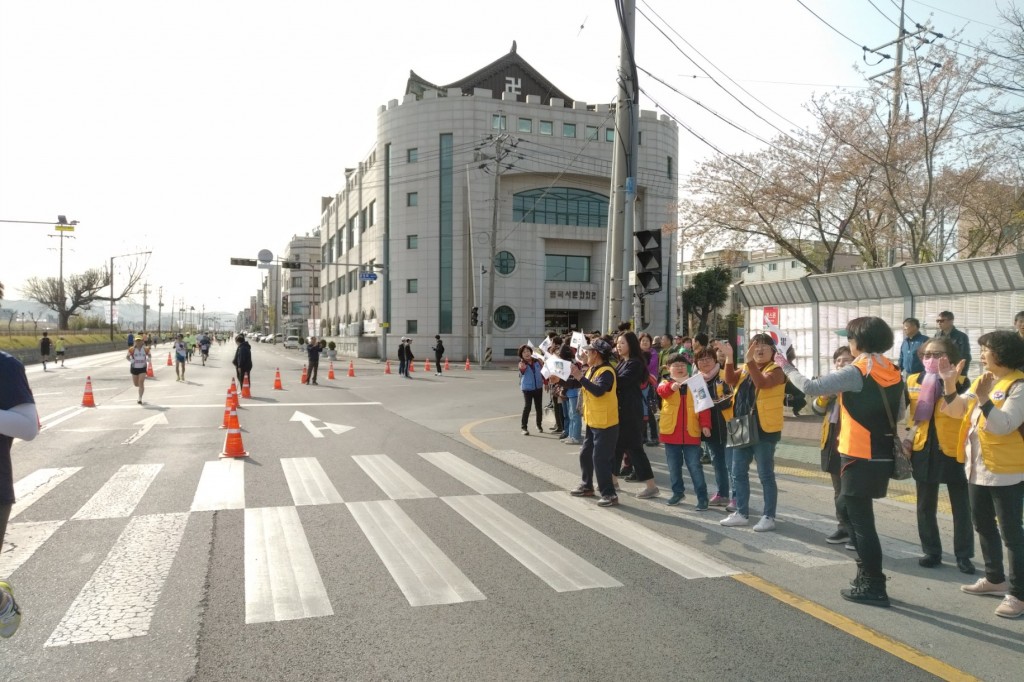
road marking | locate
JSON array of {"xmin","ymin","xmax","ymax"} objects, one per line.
[
  {"xmin": 347, "ymin": 500, "xmax": 485, "ymax": 606},
  {"xmin": 45, "ymin": 512, "xmax": 189, "ymax": 647},
  {"xmin": 531, "ymin": 492, "xmax": 738, "ymax": 579},
  {"xmin": 99, "ymin": 401, "xmax": 381, "ymax": 409},
  {"xmin": 281, "ymin": 458, "xmax": 344, "ymax": 506},
  {"xmin": 0, "ymin": 520, "xmax": 65, "ymax": 576},
  {"xmin": 731, "ymin": 573, "xmax": 981, "ymax": 682},
  {"xmin": 122, "ymin": 413, "xmax": 169, "ymax": 445},
  {"xmin": 244, "ymin": 506, "xmax": 334, "ymax": 624},
  {"xmin": 10, "ymin": 467, "xmax": 82, "ymax": 520},
  {"xmin": 289, "ymin": 410, "xmax": 354, "ymax": 438},
  {"xmin": 39, "ymin": 407, "xmax": 87, "ymax": 431},
  {"xmin": 443, "ymin": 495, "xmax": 621, "ymax": 592},
  {"xmin": 190, "ymin": 459, "xmax": 246, "ymax": 511},
  {"xmin": 353, "ymin": 454, "xmax": 435, "ymax": 499},
  {"xmin": 72, "ymin": 464, "xmax": 164, "ymax": 520},
  {"xmin": 419, "ymin": 451, "xmax": 520, "ymax": 494}
]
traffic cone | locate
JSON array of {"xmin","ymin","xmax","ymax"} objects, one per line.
[
  {"xmin": 328, "ymin": 362, "xmax": 336, "ymax": 380},
  {"xmin": 166, "ymin": 352, "xmax": 172, "ymax": 366},
  {"xmin": 409, "ymin": 360, "xmax": 415, "ymax": 374},
  {"xmin": 444, "ymin": 357, "xmax": 450, "ymax": 371},
  {"xmin": 220, "ymin": 423, "xmax": 248, "ymax": 458},
  {"xmin": 425, "ymin": 359, "xmax": 432, "ymax": 372},
  {"xmin": 229, "ymin": 379, "xmax": 240, "ymax": 409},
  {"xmin": 220, "ymin": 389, "xmax": 233, "ymax": 429},
  {"xmin": 241, "ymin": 373, "xmax": 252, "ymax": 398},
  {"xmin": 301, "ymin": 365, "xmax": 308, "ymax": 384},
  {"xmin": 347, "ymin": 360, "xmax": 355, "ymax": 378},
  {"xmin": 81, "ymin": 376, "xmax": 97, "ymax": 407},
  {"xmin": 465, "ymin": 357, "xmax": 471, "ymax": 371},
  {"xmin": 385, "ymin": 360, "xmax": 392, "ymax": 374},
  {"xmin": 273, "ymin": 368, "xmax": 284, "ymax": 390},
  {"xmin": 146, "ymin": 361, "xmax": 154, "ymax": 378}
]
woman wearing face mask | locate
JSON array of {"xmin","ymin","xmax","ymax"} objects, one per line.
[{"xmin": 906, "ymin": 338, "xmax": 975, "ymax": 574}]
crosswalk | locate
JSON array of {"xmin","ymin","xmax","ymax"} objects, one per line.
[{"xmin": 2, "ymin": 450, "xmax": 737, "ymax": 650}]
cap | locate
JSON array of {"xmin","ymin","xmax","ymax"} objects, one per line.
[{"xmin": 582, "ymin": 339, "xmax": 613, "ymax": 357}]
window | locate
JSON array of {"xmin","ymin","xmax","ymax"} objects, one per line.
[
  {"xmin": 546, "ymin": 255, "xmax": 591, "ymax": 282},
  {"xmin": 518, "ymin": 117, "xmax": 533, "ymax": 133},
  {"xmin": 407, "ymin": 235, "xmax": 418, "ymax": 249},
  {"xmin": 791, "ymin": 260, "xmax": 799, "ymax": 268},
  {"xmin": 407, "ymin": 148, "xmax": 418, "ymax": 163},
  {"xmin": 539, "ymin": 120, "xmax": 553, "ymax": 135},
  {"xmin": 360, "ymin": 207, "xmax": 368, "ymax": 233},
  {"xmin": 495, "ymin": 250, "xmax": 516, "ymax": 275},
  {"xmin": 513, "ymin": 187, "xmax": 609, "ymax": 227},
  {"xmin": 310, "ymin": 276, "xmax": 319, "ymax": 288},
  {"xmin": 407, "ymin": 279, "xmax": 418, "ymax": 293},
  {"xmin": 493, "ymin": 306, "xmax": 515, "ymax": 330},
  {"xmin": 667, "ymin": 156, "xmax": 674, "ymax": 180},
  {"xmin": 368, "ymin": 200, "xmax": 376, "ymax": 226},
  {"xmin": 768, "ymin": 263, "xmax": 778, "ymax": 271},
  {"xmin": 605, "ymin": 128, "xmax": 615, "ymax": 142},
  {"xmin": 562, "ymin": 123, "xmax": 576, "ymax": 138},
  {"xmin": 747, "ymin": 266, "xmax": 754, "ymax": 273},
  {"xmin": 406, "ymin": 319, "xmax": 418, "ymax": 334},
  {"xmin": 407, "ymin": 192, "xmax": 418, "ymax": 207},
  {"xmin": 491, "ymin": 114, "xmax": 506, "ymax": 130},
  {"xmin": 291, "ymin": 276, "xmax": 303, "ymax": 287},
  {"xmin": 585, "ymin": 125, "xmax": 599, "ymax": 141}
]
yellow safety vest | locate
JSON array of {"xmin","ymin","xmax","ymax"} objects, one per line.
[
  {"xmin": 582, "ymin": 364, "xmax": 618, "ymax": 429},
  {"xmin": 906, "ymin": 373, "xmax": 966, "ymax": 458},
  {"xmin": 955, "ymin": 370, "xmax": 1024, "ymax": 474},
  {"xmin": 737, "ymin": 362, "xmax": 784, "ymax": 434},
  {"xmin": 658, "ymin": 381, "xmax": 702, "ymax": 439}
]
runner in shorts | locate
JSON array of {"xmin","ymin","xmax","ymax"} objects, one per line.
[
  {"xmin": 127, "ymin": 337, "xmax": 150, "ymax": 404},
  {"xmin": 55, "ymin": 336, "xmax": 66, "ymax": 367},
  {"xmin": 173, "ymin": 334, "xmax": 188, "ymax": 382}
]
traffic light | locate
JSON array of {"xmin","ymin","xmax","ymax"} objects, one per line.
[
  {"xmin": 471, "ymin": 306, "xmax": 479, "ymax": 326},
  {"xmin": 282, "ymin": 294, "xmax": 289, "ymax": 311},
  {"xmin": 230, "ymin": 258, "xmax": 258, "ymax": 266},
  {"xmin": 635, "ymin": 229, "xmax": 662, "ymax": 294}
]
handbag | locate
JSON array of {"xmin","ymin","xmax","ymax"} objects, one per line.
[
  {"xmin": 726, "ymin": 388, "xmax": 760, "ymax": 449},
  {"xmin": 878, "ymin": 382, "xmax": 912, "ymax": 480}
]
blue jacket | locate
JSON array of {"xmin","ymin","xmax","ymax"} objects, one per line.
[
  {"xmin": 519, "ymin": 358, "xmax": 544, "ymax": 391},
  {"xmin": 899, "ymin": 332, "xmax": 928, "ymax": 376}
]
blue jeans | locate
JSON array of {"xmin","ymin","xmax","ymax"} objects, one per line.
[
  {"xmin": 725, "ymin": 446, "xmax": 738, "ymax": 501},
  {"xmin": 564, "ymin": 389, "xmax": 581, "ymax": 440},
  {"xmin": 732, "ymin": 439, "xmax": 778, "ymax": 518},
  {"xmin": 664, "ymin": 443, "xmax": 707, "ymax": 504},
  {"xmin": 704, "ymin": 439, "xmax": 730, "ymax": 498}
]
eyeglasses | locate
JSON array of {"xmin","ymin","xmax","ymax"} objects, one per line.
[
  {"xmin": 922, "ymin": 352, "xmax": 947, "ymax": 358},
  {"xmin": 936, "ymin": 318, "xmax": 949, "ymax": 323}
]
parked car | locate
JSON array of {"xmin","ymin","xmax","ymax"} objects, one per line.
[{"xmin": 283, "ymin": 335, "xmax": 299, "ymax": 349}]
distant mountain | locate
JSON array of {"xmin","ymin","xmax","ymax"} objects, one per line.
[{"xmin": 0, "ymin": 299, "xmax": 236, "ymax": 331}]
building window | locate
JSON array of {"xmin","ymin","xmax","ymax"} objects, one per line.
[
  {"xmin": 310, "ymin": 276, "xmax": 319, "ymax": 288},
  {"xmin": 407, "ymin": 279, "xmax": 418, "ymax": 293},
  {"xmin": 491, "ymin": 114, "xmax": 506, "ymax": 130},
  {"xmin": 791, "ymin": 260, "xmax": 799, "ymax": 268},
  {"xmin": 407, "ymin": 192, "xmax": 418, "ymax": 207},
  {"xmin": 546, "ymin": 255, "xmax": 591, "ymax": 282},
  {"xmin": 291, "ymin": 276, "xmax": 303, "ymax": 287},
  {"xmin": 562, "ymin": 123, "xmax": 576, "ymax": 138},
  {"xmin": 539, "ymin": 120, "xmax": 553, "ymax": 135},
  {"xmin": 495, "ymin": 250, "xmax": 516, "ymax": 275},
  {"xmin": 493, "ymin": 305, "xmax": 515, "ymax": 330},
  {"xmin": 605, "ymin": 128, "xmax": 615, "ymax": 142},
  {"xmin": 368, "ymin": 200, "xmax": 376, "ymax": 226},
  {"xmin": 585, "ymin": 125, "xmax": 599, "ymax": 141},
  {"xmin": 408, "ymin": 234, "xmax": 418, "ymax": 249},
  {"xmin": 518, "ymin": 117, "xmax": 533, "ymax": 133},
  {"xmin": 407, "ymin": 148, "xmax": 418, "ymax": 163},
  {"xmin": 406, "ymin": 320, "xmax": 418, "ymax": 334},
  {"xmin": 768, "ymin": 263, "xmax": 778, "ymax": 271},
  {"xmin": 667, "ymin": 156, "xmax": 673, "ymax": 180},
  {"xmin": 747, "ymin": 266, "xmax": 754, "ymax": 273},
  {"xmin": 361, "ymin": 207, "xmax": 368, "ymax": 233},
  {"xmin": 513, "ymin": 187, "xmax": 609, "ymax": 227}
]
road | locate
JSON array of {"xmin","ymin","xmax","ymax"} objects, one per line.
[{"xmin": 2, "ymin": 342, "xmax": 1019, "ymax": 681}]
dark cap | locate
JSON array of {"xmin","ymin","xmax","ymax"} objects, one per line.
[{"xmin": 582, "ymin": 339, "xmax": 613, "ymax": 357}]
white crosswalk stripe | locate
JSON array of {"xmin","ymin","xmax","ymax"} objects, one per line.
[
  {"xmin": 0, "ymin": 520, "xmax": 65, "ymax": 576},
  {"xmin": 72, "ymin": 464, "xmax": 164, "ymax": 520},
  {"xmin": 281, "ymin": 457, "xmax": 344, "ymax": 506},
  {"xmin": 353, "ymin": 454, "xmax": 435, "ymax": 499},
  {"xmin": 10, "ymin": 467, "xmax": 81, "ymax": 520},
  {"xmin": 420, "ymin": 451, "xmax": 520, "ymax": 494},
  {"xmin": 190, "ymin": 459, "xmax": 246, "ymax": 511}
]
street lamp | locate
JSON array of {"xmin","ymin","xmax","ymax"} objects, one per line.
[{"xmin": 109, "ymin": 250, "xmax": 151, "ymax": 341}]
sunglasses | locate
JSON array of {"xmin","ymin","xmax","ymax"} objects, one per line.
[{"xmin": 922, "ymin": 351, "xmax": 947, "ymax": 358}]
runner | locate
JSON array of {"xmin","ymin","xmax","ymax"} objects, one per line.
[
  {"xmin": 39, "ymin": 331, "xmax": 52, "ymax": 371},
  {"xmin": 199, "ymin": 333, "xmax": 211, "ymax": 366},
  {"xmin": 127, "ymin": 337, "xmax": 150, "ymax": 404},
  {"xmin": 173, "ymin": 333, "xmax": 188, "ymax": 382},
  {"xmin": 54, "ymin": 336, "xmax": 67, "ymax": 367}
]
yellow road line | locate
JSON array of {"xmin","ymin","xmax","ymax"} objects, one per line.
[
  {"xmin": 459, "ymin": 415, "xmax": 515, "ymax": 454},
  {"xmin": 731, "ymin": 573, "xmax": 980, "ymax": 681}
]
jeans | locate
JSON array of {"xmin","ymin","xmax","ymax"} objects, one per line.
[
  {"xmin": 664, "ymin": 443, "xmax": 707, "ymax": 504},
  {"xmin": 435, "ymin": 353, "xmax": 443, "ymax": 374},
  {"xmin": 704, "ymin": 439, "xmax": 730, "ymax": 498},
  {"xmin": 725, "ymin": 446, "xmax": 738, "ymax": 501},
  {"xmin": 829, "ymin": 471, "xmax": 851, "ymax": 534},
  {"xmin": 732, "ymin": 439, "xmax": 778, "ymax": 518},
  {"xmin": 840, "ymin": 494, "xmax": 884, "ymax": 576},
  {"xmin": 521, "ymin": 389, "xmax": 543, "ymax": 430},
  {"xmin": 917, "ymin": 473, "xmax": 973, "ymax": 560},
  {"xmin": 398, "ymin": 359, "xmax": 407, "ymax": 376},
  {"xmin": 307, "ymin": 360, "xmax": 319, "ymax": 383},
  {"xmin": 564, "ymin": 390, "xmax": 581, "ymax": 440},
  {"xmin": 579, "ymin": 424, "xmax": 620, "ymax": 498},
  {"xmin": 969, "ymin": 481, "xmax": 1024, "ymax": 599}
]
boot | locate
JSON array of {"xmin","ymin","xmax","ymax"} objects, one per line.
[
  {"xmin": 840, "ymin": 574, "xmax": 890, "ymax": 608},
  {"xmin": 849, "ymin": 565, "xmax": 865, "ymax": 588}
]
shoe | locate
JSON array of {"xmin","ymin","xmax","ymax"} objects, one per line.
[
  {"xmin": 825, "ymin": 528, "xmax": 850, "ymax": 544},
  {"xmin": 569, "ymin": 485, "xmax": 595, "ymax": 497},
  {"xmin": 597, "ymin": 495, "xmax": 619, "ymax": 507},
  {"xmin": 845, "ymin": 542, "xmax": 857, "ymax": 552},
  {"xmin": 918, "ymin": 555, "xmax": 942, "ymax": 568},
  {"xmin": 645, "ymin": 440, "xmax": 660, "ymax": 447},
  {"xmin": 137, "ymin": 400, "xmax": 143, "ymax": 405},
  {"xmin": 560, "ymin": 432, "xmax": 569, "ymax": 439},
  {"xmin": 624, "ymin": 472, "xmax": 639, "ymax": 482},
  {"xmin": 695, "ymin": 500, "xmax": 709, "ymax": 512},
  {"xmin": 995, "ymin": 595, "xmax": 1024, "ymax": 619},
  {"xmin": 700, "ymin": 453, "xmax": 711, "ymax": 464},
  {"xmin": 618, "ymin": 467, "xmax": 633, "ymax": 478},
  {"xmin": 956, "ymin": 558, "xmax": 976, "ymax": 575},
  {"xmin": 521, "ymin": 428, "xmax": 529, "ymax": 436},
  {"xmin": 636, "ymin": 486, "xmax": 660, "ymax": 499},
  {"xmin": 708, "ymin": 494, "xmax": 728, "ymax": 507},
  {"xmin": 726, "ymin": 499, "xmax": 738, "ymax": 513},
  {"xmin": 840, "ymin": 575, "xmax": 890, "ymax": 608},
  {"xmin": 961, "ymin": 577, "xmax": 1009, "ymax": 596},
  {"xmin": 753, "ymin": 515, "xmax": 776, "ymax": 532},
  {"xmin": 536, "ymin": 425, "xmax": 545, "ymax": 433},
  {"xmin": 0, "ymin": 581, "xmax": 21, "ymax": 639},
  {"xmin": 564, "ymin": 438, "xmax": 582, "ymax": 445},
  {"xmin": 720, "ymin": 512, "xmax": 749, "ymax": 527},
  {"xmin": 666, "ymin": 493, "xmax": 684, "ymax": 506}
]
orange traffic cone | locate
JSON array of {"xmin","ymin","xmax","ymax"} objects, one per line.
[
  {"xmin": 241, "ymin": 373, "xmax": 252, "ymax": 398},
  {"xmin": 146, "ymin": 361, "xmax": 154, "ymax": 378},
  {"xmin": 301, "ymin": 365, "xmax": 308, "ymax": 384},
  {"xmin": 273, "ymin": 368, "xmax": 284, "ymax": 390},
  {"xmin": 347, "ymin": 360, "xmax": 355, "ymax": 378},
  {"xmin": 425, "ymin": 359, "xmax": 432, "ymax": 372},
  {"xmin": 220, "ymin": 423, "xmax": 248, "ymax": 458},
  {"xmin": 166, "ymin": 352, "xmax": 172, "ymax": 366},
  {"xmin": 409, "ymin": 360, "xmax": 415, "ymax": 374},
  {"xmin": 81, "ymin": 376, "xmax": 97, "ymax": 407},
  {"xmin": 465, "ymin": 357, "xmax": 471, "ymax": 371},
  {"xmin": 328, "ymin": 362, "xmax": 336, "ymax": 380},
  {"xmin": 228, "ymin": 379, "xmax": 239, "ymax": 409},
  {"xmin": 220, "ymin": 389, "xmax": 233, "ymax": 429},
  {"xmin": 444, "ymin": 357, "xmax": 450, "ymax": 371},
  {"xmin": 385, "ymin": 360, "xmax": 392, "ymax": 374}
]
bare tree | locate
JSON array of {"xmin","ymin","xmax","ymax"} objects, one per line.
[
  {"xmin": 973, "ymin": 5, "xmax": 1024, "ymax": 148},
  {"xmin": 22, "ymin": 260, "xmax": 145, "ymax": 330}
]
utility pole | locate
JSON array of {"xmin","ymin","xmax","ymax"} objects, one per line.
[
  {"xmin": 481, "ymin": 130, "xmax": 515, "ymax": 368},
  {"xmin": 142, "ymin": 282, "xmax": 149, "ymax": 331},
  {"xmin": 157, "ymin": 287, "xmax": 163, "ymax": 343}
]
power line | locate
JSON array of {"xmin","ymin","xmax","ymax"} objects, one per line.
[
  {"xmin": 903, "ymin": 0, "xmax": 1003, "ymax": 30},
  {"xmin": 866, "ymin": 0, "xmax": 901, "ymax": 29},
  {"xmin": 795, "ymin": 0, "xmax": 870, "ymax": 49}
]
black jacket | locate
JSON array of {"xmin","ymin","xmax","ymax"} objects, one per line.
[{"xmin": 233, "ymin": 341, "xmax": 252, "ymax": 370}]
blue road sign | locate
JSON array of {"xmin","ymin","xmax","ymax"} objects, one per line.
[{"xmin": 359, "ymin": 271, "xmax": 378, "ymax": 281}]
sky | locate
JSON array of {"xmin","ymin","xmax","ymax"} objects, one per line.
[{"xmin": 0, "ymin": 0, "xmax": 1013, "ymax": 320}]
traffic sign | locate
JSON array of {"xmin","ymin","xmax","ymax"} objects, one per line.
[
  {"xmin": 55, "ymin": 225, "xmax": 75, "ymax": 232},
  {"xmin": 359, "ymin": 272, "xmax": 378, "ymax": 281}
]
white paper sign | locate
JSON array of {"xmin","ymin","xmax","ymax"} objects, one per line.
[
  {"xmin": 684, "ymin": 374, "xmax": 715, "ymax": 413},
  {"xmin": 544, "ymin": 355, "xmax": 571, "ymax": 381},
  {"xmin": 570, "ymin": 331, "xmax": 586, "ymax": 349},
  {"xmin": 538, "ymin": 337, "xmax": 553, "ymax": 357},
  {"xmin": 540, "ymin": 365, "xmax": 551, "ymax": 379}
]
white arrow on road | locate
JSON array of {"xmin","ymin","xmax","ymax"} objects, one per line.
[
  {"xmin": 122, "ymin": 413, "xmax": 169, "ymax": 445},
  {"xmin": 289, "ymin": 411, "xmax": 355, "ymax": 438}
]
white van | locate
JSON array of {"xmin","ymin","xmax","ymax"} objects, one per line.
[{"xmin": 283, "ymin": 335, "xmax": 299, "ymax": 349}]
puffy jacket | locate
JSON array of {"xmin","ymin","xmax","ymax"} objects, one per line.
[{"xmin": 519, "ymin": 358, "xmax": 544, "ymax": 391}]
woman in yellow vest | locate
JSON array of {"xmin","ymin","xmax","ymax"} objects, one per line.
[
  {"xmin": 905, "ymin": 338, "xmax": 974, "ymax": 573},
  {"xmin": 779, "ymin": 317, "xmax": 904, "ymax": 608},
  {"xmin": 939, "ymin": 330, "xmax": 1024, "ymax": 620},
  {"xmin": 568, "ymin": 339, "xmax": 621, "ymax": 507}
]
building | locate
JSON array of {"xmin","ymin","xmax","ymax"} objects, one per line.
[
  {"xmin": 281, "ymin": 233, "xmax": 322, "ymax": 337},
  {"xmin": 317, "ymin": 42, "xmax": 679, "ymax": 360}
]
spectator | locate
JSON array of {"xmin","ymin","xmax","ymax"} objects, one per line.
[
  {"xmin": 1015, "ymin": 311, "xmax": 1024, "ymax": 341},
  {"xmin": 232, "ymin": 334, "xmax": 252, "ymax": 387},
  {"xmin": 432, "ymin": 335, "xmax": 445, "ymax": 377},
  {"xmin": 939, "ymin": 330, "xmax": 1024, "ymax": 620},
  {"xmin": 820, "ymin": 346, "xmax": 855, "ymax": 548},
  {"xmin": 558, "ymin": 345, "xmax": 583, "ymax": 445},
  {"xmin": 518, "ymin": 345, "xmax": 545, "ymax": 435},
  {"xmin": 899, "ymin": 318, "xmax": 929, "ymax": 377},
  {"xmin": 397, "ymin": 337, "xmax": 409, "ymax": 377},
  {"xmin": 639, "ymin": 332, "xmax": 660, "ymax": 446},
  {"xmin": 658, "ymin": 353, "xmax": 712, "ymax": 509},
  {"xmin": 905, "ymin": 337, "xmax": 975, "ymax": 573},
  {"xmin": 694, "ymin": 348, "xmax": 733, "ymax": 507},
  {"xmin": 933, "ymin": 311, "xmax": 971, "ymax": 376},
  {"xmin": 568, "ymin": 339, "xmax": 620, "ymax": 507},
  {"xmin": 305, "ymin": 336, "xmax": 320, "ymax": 385},
  {"xmin": 613, "ymin": 332, "xmax": 659, "ymax": 500}
]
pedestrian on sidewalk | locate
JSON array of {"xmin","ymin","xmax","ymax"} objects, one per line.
[
  {"xmin": 614, "ymin": 332, "xmax": 660, "ymax": 500},
  {"xmin": 397, "ymin": 337, "xmax": 409, "ymax": 377},
  {"xmin": 819, "ymin": 346, "xmax": 855, "ymax": 548},
  {"xmin": 39, "ymin": 331, "xmax": 51, "ymax": 371},
  {"xmin": 779, "ymin": 317, "xmax": 904, "ymax": 608},
  {"xmin": 640, "ymin": 332, "xmax": 661, "ymax": 446},
  {"xmin": 938, "ymin": 330, "xmax": 1024, "ymax": 620},
  {"xmin": 518, "ymin": 345, "xmax": 545, "ymax": 435},
  {"xmin": 695, "ymin": 349, "xmax": 732, "ymax": 507},
  {"xmin": 899, "ymin": 317, "xmax": 929, "ymax": 378},
  {"xmin": 404, "ymin": 339, "xmax": 415, "ymax": 378},
  {"xmin": 568, "ymin": 339, "xmax": 620, "ymax": 507},
  {"xmin": 127, "ymin": 337, "xmax": 151, "ymax": 404},
  {"xmin": 558, "ymin": 345, "xmax": 583, "ymax": 445},
  {"xmin": 658, "ymin": 353, "xmax": 711, "ymax": 509},
  {"xmin": 432, "ymin": 335, "xmax": 444, "ymax": 376}
]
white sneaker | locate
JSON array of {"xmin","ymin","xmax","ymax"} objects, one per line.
[
  {"xmin": 720, "ymin": 511, "xmax": 749, "ymax": 527},
  {"xmin": 753, "ymin": 515, "xmax": 776, "ymax": 532},
  {"xmin": 0, "ymin": 581, "xmax": 21, "ymax": 639},
  {"xmin": 995, "ymin": 595, "xmax": 1023, "ymax": 619}
]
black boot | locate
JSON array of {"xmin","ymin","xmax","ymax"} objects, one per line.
[{"xmin": 840, "ymin": 574, "xmax": 890, "ymax": 607}]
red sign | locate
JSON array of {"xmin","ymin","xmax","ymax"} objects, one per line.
[{"xmin": 763, "ymin": 306, "xmax": 780, "ymax": 343}]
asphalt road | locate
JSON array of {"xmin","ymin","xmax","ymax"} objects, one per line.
[{"xmin": 2, "ymin": 342, "xmax": 1020, "ymax": 681}]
